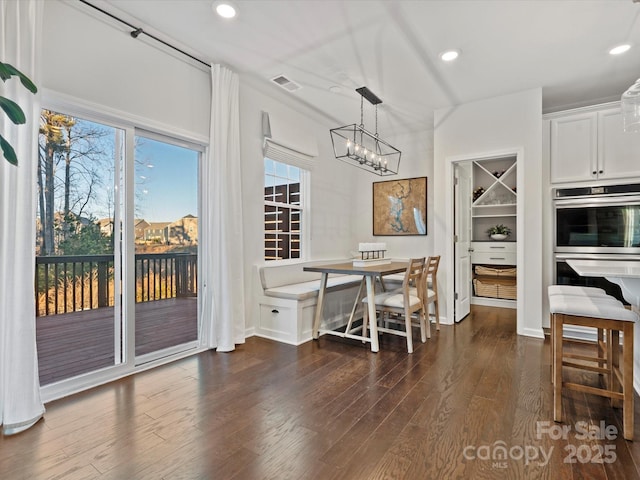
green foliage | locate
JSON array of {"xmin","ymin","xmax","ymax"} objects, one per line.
[
  {"xmin": 59, "ymin": 221, "xmax": 112, "ymax": 255},
  {"xmin": 0, "ymin": 61, "xmax": 38, "ymax": 165},
  {"xmin": 487, "ymin": 224, "xmax": 511, "ymax": 236}
]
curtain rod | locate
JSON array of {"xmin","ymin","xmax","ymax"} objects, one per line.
[{"xmin": 79, "ymin": 0, "xmax": 211, "ymax": 68}]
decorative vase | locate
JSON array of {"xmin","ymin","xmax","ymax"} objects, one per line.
[{"xmin": 490, "ymin": 233, "xmax": 508, "ymax": 241}]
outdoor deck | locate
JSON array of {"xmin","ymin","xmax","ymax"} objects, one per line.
[{"xmin": 36, "ymin": 297, "xmax": 198, "ymax": 385}]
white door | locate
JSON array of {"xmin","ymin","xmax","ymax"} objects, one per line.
[{"xmin": 454, "ymin": 163, "xmax": 472, "ymax": 322}]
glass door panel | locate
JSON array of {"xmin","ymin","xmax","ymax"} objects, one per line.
[
  {"xmin": 35, "ymin": 109, "xmax": 123, "ymax": 385},
  {"xmin": 133, "ymin": 135, "xmax": 199, "ymax": 362}
]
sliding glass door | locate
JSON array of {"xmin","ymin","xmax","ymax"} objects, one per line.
[
  {"xmin": 35, "ymin": 109, "xmax": 202, "ymax": 387},
  {"xmin": 133, "ymin": 133, "xmax": 200, "ymax": 363},
  {"xmin": 35, "ymin": 110, "xmax": 124, "ymax": 385}
]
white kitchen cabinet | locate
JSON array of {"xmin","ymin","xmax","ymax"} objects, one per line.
[
  {"xmin": 470, "ymin": 241, "xmax": 516, "ymax": 266},
  {"xmin": 598, "ymin": 108, "xmax": 640, "ymax": 181},
  {"xmin": 550, "ymin": 111, "xmax": 597, "ymax": 183},
  {"xmin": 550, "ymin": 104, "xmax": 640, "ymax": 184}
]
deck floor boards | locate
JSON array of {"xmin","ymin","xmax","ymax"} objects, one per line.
[{"xmin": 36, "ymin": 297, "xmax": 198, "ymax": 385}]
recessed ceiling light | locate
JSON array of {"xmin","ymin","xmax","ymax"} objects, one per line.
[
  {"xmin": 609, "ymin": 43, "xmax": 631, "ymax": 55},
  {"xmin": 214, "ymin": 2, "xmax": 237, "ymax": 19},
  {"xmin": 329, "ymin": 86, "xmax": 342, "ymax": 94},
  {"xmin": 440, "ymin": 50, "xmax": 460, "ymax": 62}
]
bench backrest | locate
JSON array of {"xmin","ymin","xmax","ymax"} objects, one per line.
[{"xmin": 259, "ymin": 259, "xmax": 349, "ymax": 290}]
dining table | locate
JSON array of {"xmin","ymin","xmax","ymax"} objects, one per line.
[
  {"xmin": 303, "ymin": 260, "xmax": 409, "ymax": 352},
  {"xmin": 566, "ymin": 258, "xmax": 640, "ymax": 310}
]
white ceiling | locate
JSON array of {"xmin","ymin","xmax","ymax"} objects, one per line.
[{"xmin": 100, "ymin": 0, "xmax": 640, "ymax": 135}]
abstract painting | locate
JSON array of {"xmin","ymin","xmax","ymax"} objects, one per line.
[{"xmin": 373, "ymin": 177, "xmax": 427, "ymax": 235}]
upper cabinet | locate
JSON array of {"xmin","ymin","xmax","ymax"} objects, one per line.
[{"xmin": 550, "ymin": 104, "xmax": 640, "ymax": 184}]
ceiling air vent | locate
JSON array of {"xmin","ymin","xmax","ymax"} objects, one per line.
[{"xmin": 270, "ymin": 74, "xmax": 301, "ymax": 92}]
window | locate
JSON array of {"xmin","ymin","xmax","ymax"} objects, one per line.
[{"xmin": 264, "ymin": 158, "xmax": 306, "ymax": 260}]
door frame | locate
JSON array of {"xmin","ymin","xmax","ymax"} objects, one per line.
[{"xmin": 446, "ymin": 148, "xmax": 524, "ymax": 334}]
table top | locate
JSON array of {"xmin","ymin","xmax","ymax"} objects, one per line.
[
  {"xmin": 566, "ymin": 259, "xmax": 640, "ymax": 279},
  {"xmin": 303, "ymin": 261, "xmax": 408, "ymax": 276}
]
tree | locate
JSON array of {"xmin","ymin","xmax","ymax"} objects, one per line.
[
  {"xmin": 58, "ymin": 218, "xmax": 111, "ymax": 256},
  {"xmin": 38, "ymin": 110, "xmax": 110, "ymax": 255}
]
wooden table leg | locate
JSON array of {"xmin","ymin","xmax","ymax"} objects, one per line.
[
  {"xmin": 365, "ymin": 275, "xmax": 379, "ymax": 352},
  {"xmin": 312, "ymin": 273, "xmax": 329, "ymax": 340}
]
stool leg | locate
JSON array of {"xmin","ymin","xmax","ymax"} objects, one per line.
[
  {"xmin": 611, "ymin": 330, "xmax": 621, "ymax": 409},
  {"xmin": 553, "ymin": 313, "xmax": 564, "ymax": 422},
  {"xmin": 623, "ymin": 322, "xmax": 634, "ymax": 441},
  {"xmin": 550, "ymin": 313, "xmax": 554, "ymax": 384}
]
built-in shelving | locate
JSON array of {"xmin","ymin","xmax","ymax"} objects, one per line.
[
  {"xmin": 470, "ymin": 155, "xmax": 517, "ymax": 308},
  {"xmin": 472, "ymin": 155, "xmax": 517, "ymax": 242}
]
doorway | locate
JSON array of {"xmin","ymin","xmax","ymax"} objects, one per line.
[{"xmin": 452, "ymin": 152, "xmax": 520, "ymax": 323}]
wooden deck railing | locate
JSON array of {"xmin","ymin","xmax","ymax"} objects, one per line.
[{"xmin": 35, "ymin": 253, "xmax": 197, "ymax": 317}]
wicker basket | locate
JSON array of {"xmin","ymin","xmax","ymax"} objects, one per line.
[
  {"xmin": 474, "ymin": 265, "xmax": 517, "ymax": 277},
  {"xmin": 473, "ymin": 276, "xmax": 517, "ymax": 300}
]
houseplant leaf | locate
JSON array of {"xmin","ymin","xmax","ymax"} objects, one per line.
[
  {"xmin": 0, "ymin": 96, "xmax": 26, "ymax": 124},
  {"xmin": 2, "ymin": 62, "xmax": 37, "ymax": 93},
  {"xmin": 0, "ymin": 134, "xmax": 19, "ymax": 165}
]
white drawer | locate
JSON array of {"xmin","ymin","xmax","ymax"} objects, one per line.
[
  {"xmin": 471, "ymin": 251, "xmax": 516, "ymax": 266},
  {"xmin": 471, "ymin": 242, "xmax": 516, "ymax": 254}
]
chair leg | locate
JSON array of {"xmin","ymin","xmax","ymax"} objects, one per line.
[
  {"xmin": 434, "ymin": 299, "xmax": 440, "ymax": 330},
  {"xmin": 550, "ymin": 313, "xmax": 555, "ymax": 385},
  {"xmin": 553, "ymin": 313, "xmax": 563, "ymax": 423},
  {"xmin": 623, "ymin": 322, "xmax": 634, "ymax": 441},
  {"xmin": 405, "ymin": 307, "xmax": 414, "ymax": 354},
  {"xmin": 423, "ymin": 308, "xmax": 431, "ymax": 340}
]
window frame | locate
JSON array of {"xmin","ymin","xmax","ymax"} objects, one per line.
[{"xmin": 263, "ymin": 157, "xmax": 310, "ymax": 263}]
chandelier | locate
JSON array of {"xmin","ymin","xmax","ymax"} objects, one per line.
[
  {"xmin": 622, "ymin": 78, "xmax": 640, "ymax": 133},
  {"xmin": 330, "ymin": 86, "xmax": 401, "ymax": 176}
]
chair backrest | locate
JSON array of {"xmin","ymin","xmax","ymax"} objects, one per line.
[
  {"xmin": 425, "ymin": 255, "xmax": 440, "ymax": 292},
  {"xmin": 403, "ymin": 257, "xmax": 426, "ymax": 300}
]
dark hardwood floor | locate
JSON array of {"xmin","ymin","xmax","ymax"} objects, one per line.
[{"xmin": 3, "ymin": 305, "xmax": 640, "ymax": 479}]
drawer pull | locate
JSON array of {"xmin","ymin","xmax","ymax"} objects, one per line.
[
  {"xmin": 489, "ymin": 246, "xmax": 506, "ymax": 249},
  {"xmin": 489, "ymin": 257, "xmax": 505, "ymax": 260},
  {"xmin": 271, "ymin": 309, "xmax": 279, "ymax": 314}
]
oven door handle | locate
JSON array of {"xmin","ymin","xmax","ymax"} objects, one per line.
[
  {"xmin": 555, "ymin": 253, "xmax": 640, "ymax": 261},
  {"xmin": 554, "ymin": 194, "xmax": 640, "ymax": 208}
]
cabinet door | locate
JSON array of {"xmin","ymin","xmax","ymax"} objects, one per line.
[
  {"xmin": 550, "ymin": 112, "xmax": 597, "ymax": 183},
  {"xmin": 598, "ymin": 108, "xmax": 640, "ymax": 181}
]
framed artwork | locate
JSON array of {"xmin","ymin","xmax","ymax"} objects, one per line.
[{"xmin": 373, "ymin": 177, "xmax": 427, "ymax": 235}]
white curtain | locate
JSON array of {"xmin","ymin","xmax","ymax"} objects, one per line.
[
  {"xmin": 201, "ymin": 64, "xmax": 245, "ymax": 351},
  {"xmin": 0, "ymin": 0, "xmax": 45, "ymax": 435}
]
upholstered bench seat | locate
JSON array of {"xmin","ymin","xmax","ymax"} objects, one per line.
[
  {"xmin": 548, "ymin": 285, "xmax": 609, "ymax": 297},
  {"xmin": 254, "ymin": 260, "xmax": 362, "ymax": 345},
  {"xmin": 264, "ymin": 274, "xmax": 362, "ymax": 300},
  {"xmin": 548, "ymin": 295, "xmax": 634, "ymax": 321}
]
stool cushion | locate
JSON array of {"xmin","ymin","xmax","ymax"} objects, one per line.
[
  {"xmin": 548, "ymin": 285, "xmax": 608, "ymax": 297},
  {"xmin": 549, "ymin": 295, "xmax": 638, "ymax": 322}
]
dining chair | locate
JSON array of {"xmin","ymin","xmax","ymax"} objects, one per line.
[
  {"xmin": 362, "ymin": 257, "xmax": 427, "ymax": 353},
  {"xmin": 424, "ymin": 256, "xmax": 441, "ymax": 331}
]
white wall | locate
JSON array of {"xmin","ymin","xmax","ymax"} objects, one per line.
[
  {"xmin": 352, "ymin": 129, "xmax": 435, "ymax": 259},
  {"xmin": 41, "ymin": 1, "xmax": 210, "ymax": 141},
  {"xmin": 239, "ymin": 75, "xmax": 360, "ymax": 330},
  {"xmin": 434, "ymin": 88, "xmax": 544, "ymax": 338}
]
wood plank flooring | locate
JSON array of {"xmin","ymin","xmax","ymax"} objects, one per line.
[{"xmin": 4, "ymin": 305, "xmax": 640, "ymax": 479}]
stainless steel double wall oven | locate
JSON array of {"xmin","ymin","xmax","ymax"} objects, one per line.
[{"xmin": 554, "ymin": 183, "xmax": 640, "ymax": 303}]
